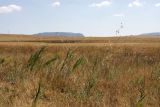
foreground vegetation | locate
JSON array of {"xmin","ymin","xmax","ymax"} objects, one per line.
[{"xmin": 0, "ymin": 36, "xmax": 160, "ymax": 107}]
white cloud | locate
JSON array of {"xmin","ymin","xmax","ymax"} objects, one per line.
[
  {"xmin": 0, "ymin": 4, "xmax": 22, "ymax": 14},
  {"xmin": 89, "ymin": 0, "xmax": 112, "ymax": 8},
  {"xmin": 52, "ymin": 1, "xmax": 61, "ymax": 7},
  {"xmin": 155, "ymin": 3, "xmax": 160, "ymax": 7},
  {"xmin": 128, "ymin": 0, "xmax": 143, "ymax": 7},
  {"xmin": 114, "ymin": 14, "xmax": 125, "ymax": 17}
]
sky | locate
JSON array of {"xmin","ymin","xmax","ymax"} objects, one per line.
[{"xmin": 0, "ymin": 0, "xmax": 160, "ymax": 36}]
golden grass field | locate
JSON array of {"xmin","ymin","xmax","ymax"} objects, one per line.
[{"xmin": 0, "ymin": 34, "xmax": 160, "ymax": 107}]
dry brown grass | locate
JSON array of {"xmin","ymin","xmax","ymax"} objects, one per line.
[
  {"xmin": 0, "ymin": 34, "xmax": 160, "ymax": 107},
  {"xmin": 1, "ymin": 34, "xmax": 160, "ymax": 43}
]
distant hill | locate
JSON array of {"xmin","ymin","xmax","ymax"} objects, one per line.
[
  {"xmin": 140, "ymin": 32, "xmax": 160, "ymax": 36},
  {"xmin": 35, "ymin": 32, "xmax": 84, "ymax": 37}
]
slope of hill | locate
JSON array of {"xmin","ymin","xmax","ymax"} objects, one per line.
[{"xmin": 35, "ymin": 32, "xmax": 84, "ymax": 37}]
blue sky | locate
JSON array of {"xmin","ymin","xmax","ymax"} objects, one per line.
[{"xmin": 0, "ymin": 0, "xmax": 160, "ymax": 36}]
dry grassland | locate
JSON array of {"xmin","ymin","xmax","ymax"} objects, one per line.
[{"xmin": 0, "ymin": 34, "xmax": 160, "ymax": 107}]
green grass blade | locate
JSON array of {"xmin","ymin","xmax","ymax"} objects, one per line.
[
  {"xmin": 44, "ymin": 54, "xmax": 59, "ymax": 66},
  {"xmin": 32, "ymin": 82, "xmax": 41, "ymax": 107},
  {"xmin": 27, "ymin": 47, "xmax": 45, "ymax": 70}
]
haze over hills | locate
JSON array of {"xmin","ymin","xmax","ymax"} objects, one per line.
[
  {"xmin": 140, "ymin": 32, "xmax": 160, "ymax": 36},
  {"xmin": 35, "ymin": 32, "xmax": 84, "ymax": 37}
]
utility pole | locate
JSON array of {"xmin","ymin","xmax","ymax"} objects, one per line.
[{"xmin": 115, "ymin": 22, "xmax": 124, "ymax": 36}]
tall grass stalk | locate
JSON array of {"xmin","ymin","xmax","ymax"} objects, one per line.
[
  {"xmin": 60, "ymin": 50, "xmax": 74, "ymax": 72},
  {"xmin": 32, "ymin": 82, "xmax": 41, "ymax": 107},
  {"xmin": 27, "ymin": 47, "xmax": 45, "ymax": 71},
  {"xmin": 71, "ymin": 57, "xmax": 84, "ymax": 72},
  {"xmin": 81, "ymin": 58, "xmax": 99, "ymax": 98},
  {"xmin": 0, "ymin": 58, "xmax": 5, "ymax": 64},
  {"xmin": 44, "ymin": 54, "xmax": 59, "ymax": 66}
]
